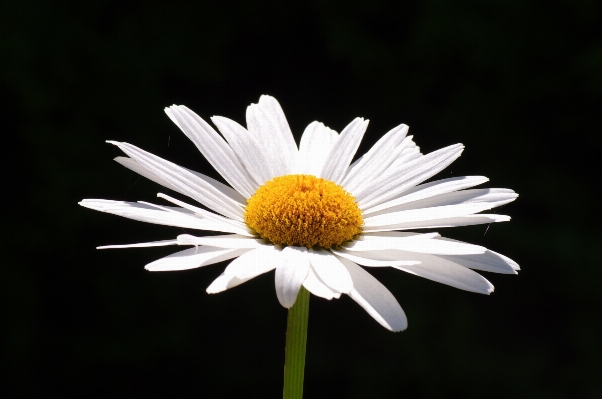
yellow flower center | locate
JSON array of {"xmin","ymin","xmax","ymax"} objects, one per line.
[{"xmin": 245, "ymin": 174, "xmax": 363, "ymax": 249}]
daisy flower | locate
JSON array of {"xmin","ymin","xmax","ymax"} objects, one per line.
[{"xmin": 80, "ymin": 95, "xmax": 518, "ymax": 332}]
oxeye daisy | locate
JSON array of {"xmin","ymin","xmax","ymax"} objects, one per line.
[{"xmin": 79, "ymin": 95, "xmax": 518, "ymax": 332}]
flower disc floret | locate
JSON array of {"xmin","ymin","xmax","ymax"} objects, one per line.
[{"xmin": 244, "ymin": 174, "xmax": 363, "ymax": 248}]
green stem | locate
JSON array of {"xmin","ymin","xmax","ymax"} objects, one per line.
[{"xmin": 283, "ymin": 286, "xmax": 310, "ymax": 399}]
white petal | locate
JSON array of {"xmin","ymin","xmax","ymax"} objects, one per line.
[
  {"xmin": 362, "ymin": 176, "xmax": 490, "ymax": 215},
  {"xmin": 258, "ymin": 95, "xmax": 298, "ymax": 158},
  {"xmin": 332, "ymin": 249, "xmax": 421, "ymax": 267},
  {"xmin": 116, "ymin": 155, "xmax": 246, "ymax": 206},
  {"xmin": 437, "ymin": 246, "xmax": 520, "ymax": 274},
  {"xmin": 364, "ymin": 202, "xmax": 503, "ymax": 228},
  {"xmin": 224, "ymin": 247, "xmax": 281, "ymax": 280},
  {"xmin": 366, "ymin": 188, "xmax": 518, "ymax": 218},
  {"xmin": 390, "ymin": 252, "xmax": 494, "ymax": 294},
  {"xmin": 302, "ymin": 266, "xmax": 341, "ymax": 300},
  {"xmin": 166, "ymin": 106, "xmax": 257, "ymax": 198},
  {"xmin": 343, "ymin": 233, "xmax": 486, "ymax": 255},
  {"xmin": 363, "ymin": 214, "xmax": 511, "ymax": 231},
  {"xmin": 177, "ymin": 234, "xmax": 266, "ymax": 249},
  {"xmin": 341, "ymin": 124, "xmax": 408, "ymax": 193},
  {"xmin": 246, "ymin": 95, "xmax": 297, "ymax": 178},
  {"xmin": 156, "ymin": 193, "xmax": 252, "ymax": 236},
  {"xmin": 114, "ymin": 157, "xmax": 181, "ymax": 193},
  {"xmin": 307, "ymin": 249, "xmax": 353, "ymax": 294},
  {"xmin": 339, "ymin": 257, "xmax": 407, "ymax": 332},
  {"xmin": 275, "ymin": 246, "xmax": 310, "ymax": 308},
  {"xmin": 107, "ymin": 141, "xmax": 245, "ymax": 221},
  {"xmin": 356, "ymin": 144, "xmax": 464, "ymax": 209},
  {"xmin": 206, "ymin": 273, "xmax": 249, "ymax": 294},
  {"xmin": 97, "ymin": 239, "xmax": 178, "ymax": 249},
  {"xmin": 297, "ymin": 121, "xmax": 339, "ymax": 175},
  {"xmin": 211, "ymin": 116, "xmax": 271, "ymax": 186},
  {"xmin": 320, "ymin": 118, "xmax": 369, "ymax": 184},
  {"xmin": 205, "ymin": 247, "xmax": 288, "ymax": 293},
  {"xmin": 79, "ymin": 199, "xmax": 244, "ymax": 234},
  {"xmin": 145, "ymin": 247, "xmax": 248, "ymax": 271}
]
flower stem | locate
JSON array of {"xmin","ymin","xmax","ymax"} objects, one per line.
[{"xmin": 283, "ymin": 286, "xmax": 310, "ymax": 399}]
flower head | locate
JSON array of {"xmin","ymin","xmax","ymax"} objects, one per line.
[{"xmin": 80, "ymin": 95, "xmax": 518, "ymax": 331}]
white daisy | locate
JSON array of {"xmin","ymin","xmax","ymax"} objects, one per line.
[{"xmin": 80, "ymin": 95, "xmax": 518, "ymax": 332}]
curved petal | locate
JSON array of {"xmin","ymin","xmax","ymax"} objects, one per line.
[
  {"xmin": 275, "ymin": 246, "xmax": 310, "ymax": 308},
  {"xmin": 356, "ymin": 144, "xmax": 465, "ymax": 209},
  {"xmin": 156, "ymin": 193, "xmax": 252, "ymax": 236},
  {"xmin": 363, "ymin": 214, "xmax": 511, "ymax": 232},
  {"xmin": 341, "ymin": 124, "xmax": 408, "ymax": 193},
  {"xmin": 145, "ymin": 247, "xmax": 249, "ymax": 271},
  {"xmin": 205, "ymin": 247, "xmax": 284, "ymax": 293},
  {"xmin": 79, "ymin": 199, "xmax": 248, "ymax": 235},
  {"xmin": 339, "ymin": 257, "xmax": 407, "ymax": 332},
  {"xmin": 107, "ymin": 141, "xmax": 245, "ymax": 221},
  {"xmin": 343, "ymin": 233, "xmax": 485, "ymax": 255},
  {"xmin": 437, "ymin": 245, "xmax": 520, "ymax": 274},
  {"xmin": 246, "ymin": 95, "xmax": 297, "ymax": 177},
  {"xmin": 114, "ymin": 157, "xmax": 181, "ymax": 193},
  {"xmin": 211, "ymin": 116, "xmax": 271, "ymax": 186},
  {"xmin": 332, "ymin": 249, "xmax": 421, "ymax": 267},
  {"xmin": 383, "ymin": 250, "xmax": 495, "ymax": 294},
  {"xmin": 366, "ymin": 188, "xmax": 518, "ymax": 218},
  {"xmin": 320, "ymin": 118, "xmax": 369, "ymax": 184},
  {"xmin": 297, "ymin": 121, "xmax": 339, "ymax": 176},
  {"xmin": 362, "ymin": 176, "xmax": 490, "ymax": 215},
  {"xmin": 166, "ymin": 105, "xmax": 257, "ymax": 198},
  {"xmin": 363, "ymin": 203, "xmax": 503, "ymax": 228},
  {"xmin": 308, "ymin": 249, "xmax": 353, "ymax": 294},
  {"xmin": 177, "ymin": 234, "xmax": 266, "ymax": 249},
  {"xmin": 302, "ymin": 265, "xmax": 341, "ymax": 300}
]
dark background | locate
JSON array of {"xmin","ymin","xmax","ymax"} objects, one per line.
[{"xmin": 2, "ymin": 1, "xmax": 601, "ymax": 398}]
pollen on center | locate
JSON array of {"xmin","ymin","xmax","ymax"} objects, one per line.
[{"xmin": 244, "ymin": 174, "xmax": 363, "ymax": 249}]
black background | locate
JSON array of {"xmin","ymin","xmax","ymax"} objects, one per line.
[{"xmin": 2, "ymin": 1, "xmax": 601, "ymax": 398}]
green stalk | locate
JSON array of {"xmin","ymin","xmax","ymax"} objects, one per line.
[{"xmin": 283, "ymin": 286, "xmax": 310, "ymax": 399}]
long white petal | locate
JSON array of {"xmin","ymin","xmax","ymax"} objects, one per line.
[
  {"xmin": 114, "ymin": 157, "xmax": 181, "ymax": 193},
  {"xmin": 297, "ymin": 121, "xmax": 339, "ymax": 176},
  {"xmin": 332, "ymin": 249, "xmax": 421, "ymax": 267},
  {"xmin": 320, "ymin": 118, "xmax": 369, "ymax": 184},
  {"xmin": 366, "ymin": 188, "xmax": 517, "ymax": 218},
  {"xmin": 308, "ymin": 249, "xmax": 353, "ymax": 294},
  {"xmin": 339, "ymin": 257, "xmax": 407, "ymax": 332},
  {"xmin": 302, "ymin": 266, "xmax": 341, "ymax": 300},
  {"xmin": 363, "ymin": 214, "xmax": 511, "ymax": 231},
  {"xmin": 275, "ymin": 246, "xmax": 310, "ymax": 308},
  {"xmin": 145, "ymin": 247, "xmax": 248, "ymax": 271},
  {"xmin": 166, "ymin": 106, "xmax": 257, "ymax": 198},
  {"xmin": 391, "ymin": 252, "xmax": 494, "ymax": 294},
  {"xmin": 356, "ymin": 144, "xmax": 465, "ymax": 209},
  {"xmin": 79, "ymin": 199, "xmax": 245, "ymax": 234},
  {"xmin": 364, "ymin": 202, "xmax": 500, "ymax": 228},
  {"xmin": 206, "ymin": 273, "xmax": 249, "ymax": 294},
  {"xmin": 107, "ymin": 141, "xmax": 245, "ymax": 221},
  {"xmin": 246, "ymin": 95, "xmax": 297, "ymax": 178},
  {"xmin": 433, "ymin": 239, "xmax": 519, "ymax": 274},
  {"xmin": 155, "ymin": 193, "xmax": 252, "ymax": 236},
  {"xmin": 362, "ymin": 176, "xmax": 490, "ymax": 215},
  {"xmin": 177, "ymin": 234, "xmax": 266, "ymax": 249},
  {"xmin": 204, "ymin": 246, "xmax": 295, "ymax": 294},
  {"xmin": 211, "ymin": 116, "xmax": 271, "ymax": 186},
  {"xmin": 116, "ymin": 156, "xmax": 246, "ymax": 206},
  {"xmin": 98, "ymin": 239, "xmax": 178, "ymax": 249},
  {"xmin": 342, "ymin": 124, "xmax": 408, "ymax": 193},
  {"xmin": 343, "ymin": 234, "xmax": 486, "ymax": 255},
  {"xmin": 223, "ymin": 247, "xmax": 282, "ymax": 280}
]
